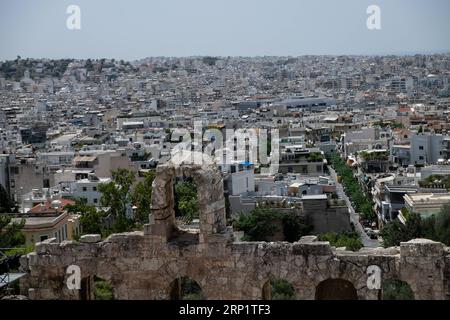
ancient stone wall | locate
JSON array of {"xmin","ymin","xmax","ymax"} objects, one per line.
[
  {"xmin": 19, "ymin": 163, "xmax": 450, "ymax": 300},
  {"xmin": 20, "ymin": 234, "xmax": 450, "ymax": 300}
]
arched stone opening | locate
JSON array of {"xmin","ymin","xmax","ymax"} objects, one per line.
[
  {"xmin": 171, "ymin": 176, "xmax": 200, "ymax": 245},
  {"xmin": 381, "ymin": 279, "xmax": 414, "ymax": 300},
  {"xmin": 148, "ymin": 163, "xmax": 227, "ymax": 244},
  {"xmin": 174, "ymin": 176, "xmax": 199, "ymax": 222},
  {"xmin": 80, "ymin": 276, "xmax": 93, "ymax": 300},
  {"xmin": 79, "ymin": 275, "xmax": 114, "ymax": 300},
  {"xmin": 169, "ymin": 276, "xmax": 204, "ymax": 300},
  {"xmin": 262, "ymin": 278, "xmax": 296, "ymax": 300},
  {"xmin": 315, "ymin": 278, "xmax": 358, "ymax": 300}
]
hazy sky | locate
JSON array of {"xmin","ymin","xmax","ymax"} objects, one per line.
[{"xmin": 1, "ymin": 0, "xmax": 450, "ymax": 60}]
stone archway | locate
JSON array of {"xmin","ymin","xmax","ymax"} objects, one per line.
[
  {"xmin": 80, "ymin": 276, "xmax": 93, "ymax": 300},
  {"xmin": 315, "ymin": 278, "xmax": 358, "ymax": 300},
  {"xmin": 147, "ymin": 163, "xmax": 227, "ymax": 243},
  {"xmin": 262, "ymin": 278, "xmax": 296, "ymax": 300},
  {"xmin": 79, "ymin": 275, "xmax": 114, "ymax": 300},
  {"xmin": 169, "ymin": 276, "xmax": 204, "ymax": 300}
]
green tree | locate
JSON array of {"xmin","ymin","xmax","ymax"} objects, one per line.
[
  {"xmin": 419, "ymin": 174, "xmax": 450, "ymax": 189},
  {"xmin": 307, "ymin": 152, "xmax": 325, "ymax": 162},
  {"xmin": 0, "ymin": 215, "xmax": 25, "ymax": 248},
  {"xmin": 131, "ymin": 171, "xmax": 155, "ymax": 224},
  {"xmin": 282, "ymin": 213, "xmax": 313, "ymax": 242},
  {"xmin": 270, "ymin": 278, "xmax": 296, "ymax": 300},
  {"xmin": 318, "ymin": 231, "xmax": 363, "ymax": 251},
  {"xmin": 391, "ymin": 122, "xmax": 405, "ymax": 129},
  {"xmin": 383, "ymin": 203, "xmax": 450, "ymax": 246},
  {"xmin": 93, "ymin": 276, "xmax": 114, "ymax": 300},
  {"xmin": 174, "ymin": 181, "xmax": 199, "ymax": 223},
  {"xmin": 420, "ymin": 214, "xmax": 436, "ymax": 240},
  {"xmin": 382, "ymin": 279, "xmax": 414, "ymax": 300},
  {"xmin": 65, "ymin": 198, "xmax": 95, "ymax": 215},
  {"xmin": 234, "ymin": 208, "xmax": 312, "ymax": 242},
  {"xmin": 405, "ymin": 210, "xmax": 423, "ymax": 238},
  {"xmin": 234, "ymin": 208, "xmax": 280, "ymax": 241},
  {"xmin": 432, "ymin": 203, "xmax": 450, "ymax": 245},
  {"xmin": 65, "ymin": 198, "xmax": 106, "ymax": 236},
  {"xmin": 329, "ymin": 154, "xmax": 376, "ymax": 223},
  {"xmin": 380, "ymin": 212, "xmax": 423, "ymax": 247},
  {"xmin": 79, "ymin": 210, "xmax": 106, "ymax": 235},
  {"xmin": 98, "ymin": 169, "xmax": 136, "ymax": 233},
  {"xmin": 111, "ymin": 168, "xmax": 135, "ymax": 191},
  {"xmin": 380, "ymin": 220, "xmax": 409, "ymax": 247},
  {"xmin": 0, "ymin": 185, "xmax": 18, "ymax": 213}
]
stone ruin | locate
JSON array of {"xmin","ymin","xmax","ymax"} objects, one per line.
[
  {"xmin": 146, "ymin": 161, "xmax": 228, "ymax": 244},
  {"xmin": 19, "ymin": 163, "xmax": 450, "ymax": 300}
]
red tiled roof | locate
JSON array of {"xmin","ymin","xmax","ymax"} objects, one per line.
[{"xmin": 29, "ymin": 198, "xmax": 75, "ymax": 215}]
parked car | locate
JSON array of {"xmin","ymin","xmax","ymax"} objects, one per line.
[
  {"xmin": 371, "ymin": 230, "xmax": 380, "ymax": 239},
  {"xmin": 365, "ymin": 228, "xmax": 378, "ymax": 239}
]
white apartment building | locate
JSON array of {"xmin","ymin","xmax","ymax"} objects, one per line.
[
  {"xmin": 410, "ymin": 133, "xmax": 448, "ymax": 165},
  {"xmin": 74, "ymin": 174, "xmax": 111, "ymax": 206},
  {"xmin": 342, "ymin": 127, "xmax": 391, "ymax": 158},
  {"xmin": 223, "ymin": 162, "xmax": 255, "ymax": 196}
]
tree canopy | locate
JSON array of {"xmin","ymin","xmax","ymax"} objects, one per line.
[
  {"xmin": 233, "ymin": 208, "xmax": 312, "ymax": 242},
  {"xmin": 174, "ymin": 181, "xmax": 199, "ymax": 223},
  {"xmin": 269, "ymin": 278, "xmax": 296, "ymax": 300},
  {"xmin": 419, "ymin": 174, "xmax": 450, "ymax": 189},
  {"xmin": 318, "ymin": 231, "xmax": 363, "ymax": 252},
  {"xmin": 98, "ymin": 168, "xmax": 136, "ymax": 233},
  {"xmin": 131, "ymin": 170, "xmax": 155, "ymax": 224},
  {"xmin": 66, "ymin": 169, "xmax": 157, "ymax": 238},
  {"xmin": 380, "ymin": 204, "xmax": 450, "ymax": 247},
  {"xmin": 0, "ymin": 215, "xmax": 25, "ymax": 248},
  {"xmin": 329, "ymin": 154, "xmax": 377, "ymax": 223},
  {"xmin": 382, "ymin": 279, "xmax": 414, "ymax": 300},
  {"xmin": 65, "ymin": 198, "xmax": 105, "ymax": 236},
  {"xmin": 0, "ymin": 185, "xmax": 18, "ymax": 213}
]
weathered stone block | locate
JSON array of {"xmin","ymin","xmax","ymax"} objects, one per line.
[
  {"xmin": 400, "ymin": 238, "xmax": 444, "ymax": 257},
  {"xmin": 80, "ymin": 234, "xmax": 101, "ymax": 243},
  {"xmin": 292, "ymin": 242, "xmax": 333, "ymax": 256}
]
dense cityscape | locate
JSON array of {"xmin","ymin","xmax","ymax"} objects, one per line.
[
  {"xmin": 1, "ymin": 0, "xmax": 450, "ymax": 309},
  {"xmin": 1, "ymin": 54, "xmax": 450, "ymax": 300}
]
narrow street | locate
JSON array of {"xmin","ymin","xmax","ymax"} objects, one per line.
[{"xmin": 328, "ymin": 167, "xmax": 381, "ymax": 248}]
